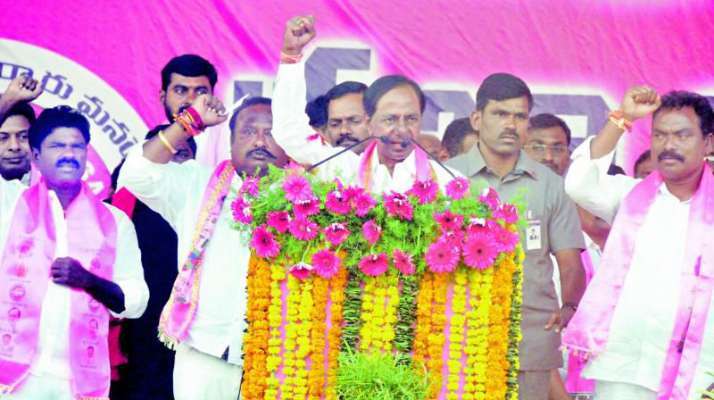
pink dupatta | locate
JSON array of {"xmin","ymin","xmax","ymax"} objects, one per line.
[
  {"xmin": 0, "ymin": 180, "xmax": 117, "ymax": 400},
  {"xmin": 562, "ymin": 164, "xmax": 714, "ymax": 399},
  {"xmin": 357, "ymin": 141, "xmax": 434, "ymax": 191}
]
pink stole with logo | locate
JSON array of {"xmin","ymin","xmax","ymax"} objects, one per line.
[
  {"xmin": 357, "ymin": 141, "xmax": 434, "ymax": 190},
  {"xmin": 0, "ymin": 180, "xmax": 117, "ymax": 400},
  {"xmin": 562, "ymin": 164, "xmax": 714, "ymax": 398}
]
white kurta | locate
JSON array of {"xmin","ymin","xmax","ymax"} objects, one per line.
[
  {"xmin": 0, "ymin": 178, "xmax": 148, "ymax": 397},
  {"xmin": 565, "ymin": 138, "xmax": 714, "ymax": 398},
  {"xmin": 118, "ymin": 152, "xmax": 249, "ymax": 367},
  {"xmin": 271, "ymin": 61, "xmax": 457, "ymax": 192}
]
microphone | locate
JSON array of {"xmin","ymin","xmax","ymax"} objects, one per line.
[
  {"xmin": 407, "ymin": 137, "xmax": 456, "ymax": 179},
  {"xmin": 307, "ymin": 136, "xmax": 380, "ymax": 172}
]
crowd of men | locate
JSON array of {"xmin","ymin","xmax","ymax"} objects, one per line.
[{"xmin": 1, "ymin": 15, "xmax": 713, "ymax": 400}]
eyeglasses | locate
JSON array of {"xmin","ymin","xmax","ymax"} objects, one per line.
[{"xmin": 524, "ymin": 143, "xmax": 569, "ymax": 155}]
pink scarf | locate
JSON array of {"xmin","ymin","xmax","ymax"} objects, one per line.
[
  {"xmin": 0, "ymin": 180, "xmax": 117, "ymax": 400},
  {"xmin": 565, "ymin": 248, "xmax": 596, "ymax": 394},
  {"xmin": 357, "ymin": 141, "xmax": 433, "ymax": 190},
  {"xmin": 158, "ymin": 160, "xmax": 235, "ymax": 348},
  {"xmin": 563, "ymin": 164, "xmax": 714, "ymax": 399}
]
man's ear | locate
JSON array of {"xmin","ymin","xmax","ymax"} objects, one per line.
[
  {"xmin": 470, "ymin": 110, "xmax": 481, "ymax": 132},
  {"xmin": 159, "ymin": 90, "xmax": 166, "ymax": 105}
]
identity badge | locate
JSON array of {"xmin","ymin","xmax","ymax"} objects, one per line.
[{"xmin": 525, "ymin": 210, "xmax": 542, "ymax": 251}]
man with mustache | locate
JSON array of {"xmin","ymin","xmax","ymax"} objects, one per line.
[
  {"xmin": 447, "ymin": 73, "xmax": 586, "ymax": 400},
  {"xmin": 0, "ymin": 75, "xmax": 43, "ymax": 183},
  {"xmin": 0, "ymin": 106, "xmax": 148, "ymax": 399},
  {"xmin": 563, "ymin": 87, "xmax": 714, "ymax": 399},
  {"xmin": 322, "ymin": 81, "xmax": 370, "ymax": 153},
  {"xmin": 119, "ymin": 88, "xmax": 287, "ymax": 399},
  {"xmin": 272, "ymin": 16, "xmax": 454, "ymax": 191},
  {"xmin": 524, "ymin": 113, "xmax": 572, "ymax": 177}
]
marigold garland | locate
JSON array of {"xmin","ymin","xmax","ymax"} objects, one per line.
[
  {"xmin": 308, "ymin": 276, "xmax": 328, "ymax": 398},
  {"xmin": 294, "ymin": 277, "xmax": 314, "ymax": 398},
  {"xmin": 280, "ymin": 274, "xmax": 302, "ymax": 399},
  {"xmin": 264, "ymin": 264, "xmax": 285, "ymax": 400},
  {"xmin": 506, "ymin": 245, "xmax": 524, "ymax": 400},
  {"xmin": 413, "ymin": 271, "xmax": 434, "ymax": 368},
  {"xmin": 446, "ymin": 269, "xmax": 468, "ymax": 400},
  {"xmin": 427, "ymin": 272, "xmax": 449, "ymax": 397},
  {"xmin": 242, "ymin": 255, "xmax": 271, "ymax": 399},
  {"xmin": 325, "ymin": 267, "xmax": 348, "ymax": 400}
]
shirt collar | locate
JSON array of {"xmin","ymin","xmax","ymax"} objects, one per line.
[{"xmin": 464, "ymin": 143, "xmax": 539, "ymax": 180}]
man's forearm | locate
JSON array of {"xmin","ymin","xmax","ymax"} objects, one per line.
[
  {"xmin": 142, "ymin": 122, "xmax": 190, "ymax": 164},
  {"xmin": 560, "ymin": 263, "xmax": 586, "ymax": 306},
  {"xmin": 589, "ymin": 120, "xmax": 626, "ymax": 160},
  {"xmin": 0, "ymin": 97, "xmax": 16, "ymax": 122},
  {"xmin": 85, "ymin": 275, "xmax": 126, "ymax": 314}
]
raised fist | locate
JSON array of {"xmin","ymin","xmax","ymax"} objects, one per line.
[
  {"xmin": 1, "ymin": 74, "xmax": 43, "ymax": 105},
  {"xmin": 621, "ymin": 86, "xmax": 661, "ymax": 121},
  {"xmin": 191, "ymin": 94, "xmax": 228, "ymax": 127},
  {"xmin": 282, "ymin": 16, "xmax": 316, "ymax": 56}
]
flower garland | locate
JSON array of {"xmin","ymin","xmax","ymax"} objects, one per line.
[
  {"xmin": 468, "ymin": 264, "xmax": 493, "ymax": 399},
  {"xmin": 308, "ymin": 276, "xmax": 329, "ymax": 398},
  {"xmin": 341, "ymin": 270, "xmax": 363, "ymax": 353},
  {"xmin": 359, "ymin": 275, "xmax": 379, "ymax": 353},
  {"xmin": 413, "ymin": 271, "xmax": 434, "ymax": 369},
  {"xmin": 446, "ymin": 269, "xmax": 468, "ymax": 399},
  {"xmin": 394, "ymin": 273, "xmax": 419, "ymax": 361},
  {"xmin": 506, "ymin": 245, "xmax": 525, "ymax": 400},
  {"xmin": 241, "ymin": 255, "xmax": 271, "ymax": 399},
  {"xmin": 280, "ymin": 274, "xmax": 302, "ymax": 399},
  {"xmin": 264, "ymin": 264, "xmax": 285, "ymax": 400},
  {"xmin": 325, "ymin": 267, "xmax": 348, "ymax": 400},
  {"xmin": 427, "ymin": 272, "xmax": 449, "ymax": 397},
  {"xmin": 294, "ymin": 277, "xmax": 314, "ymax": 399}
]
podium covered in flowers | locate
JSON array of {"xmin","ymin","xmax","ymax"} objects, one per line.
[{"xmin": 232, "ymin": 166, "xmax": 525, "ymax": 400}]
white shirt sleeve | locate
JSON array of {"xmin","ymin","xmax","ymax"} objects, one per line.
[
  {"xmin": 118, "ymin": 147, "xmax": 206, "ymax": 231},
  {"xmin": 108, "ymin": 207, "xmax": 149, "ymax": 319},
  {"xmin": 272, "ymin": 61, "xmax": 341, "ymax": 167},
  {"xmin": 564, "ymin": 136, "xmax": 639, "ymax": 224}
]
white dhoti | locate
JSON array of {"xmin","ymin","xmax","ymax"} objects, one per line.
[{"xmin": 173, "ymin": 343, "xmax": 243, "ymax": 400}]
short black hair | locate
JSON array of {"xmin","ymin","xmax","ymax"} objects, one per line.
[
  {"xmin": 146, "ymin": 124, "xmax": 196, "ymax": 156},
  {"xmin": 442, "ymin": 117, "xmax": 476, "ymax": 158},
  {"xmin": 363, "ymin": 75, "xmax": 425, "ymax": 117},
  {"xmin": 325, "ymin": 81, "xmax": 367, "ymax": 111},
  {"xmin": 528, "ymin": 113, "xmax": 571, "ymax": 145},
  {"xmin": 0, "ymin": 102, "xmax": 36, "ymax": 127},
  {"xmin": 653, "ymin": 90, "xmax": 714, "ymax": 137},
  {"xmin": 476, "ymin": 72, "xmax": 533, "ymax": 111},
  {"xmin": 28, "ymin": 106, "xmax": 90, "ymax": 151},
  {"xmin": 161, "ymin": 54, "xmax": 218, "ymax": 91},
  {"xmin": 229, "ymin": 97, "xmax": 272, "ymax": 139},
  {"xmin": 305, "ymin": 95, "xmax": 328, "ymax": 129},
  {"xmin": 634, "ymin": 149, "xmax": 651, "ymax": 173}
]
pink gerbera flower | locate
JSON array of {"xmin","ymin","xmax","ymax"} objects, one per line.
[
  {"xmin": 289, "ymin": 217, "xmax": 319, "ymax": 241},
  {"xmin": 266, "ymin": 211, "xmax": 290, "ymax": 233},
  {"xmin": 231, "ymin": 197, "xmax": 252, "ymax": 224},
  {"xmin": 384, "ymin": 192, "xmax": 413, "ymax": 220},
  {"xmin": 292, "ymin": 197, "xmax": 320, "ymax": 217},
  {"xmin": 325, "ymin": 190, "xmax": 351, "ymax": 215},
  {"xmin": 493, "ymin": 203, "xmax": 519, "ymax": 224},
  {"xmin": 434, "ymin": 211, "xmax": 464, "ymax": 233},
  {"xmin": 342, "ymin": 185, "xmax": 363, "ymax": 202},
  {"xmin": 353, "ymin": 192, "xmax": 376, "ymax": 217},
  {"xmin": 462, "ymin": 231, "xmax": 498, "ymax": 270},
  {"xmin": 283, "ymin": 174, "xmax": 313, "ymax": 203},
  {"xmin": 408, "ymin": 179, "xmax": 439, "ymax": 204},
  {"xmin": 239, "ymin": 176, "xmax": 260, "ymax": 197},
  {"xmin": 358, "ymin": 253, "xmax": 389, "ymax": 276},
  {"xmin": 289, "ymin": 262, "xmax": 313, "ymax": 280},
  {"xmin": 493, "ymin": 223, "xmax": 519, "ymax": 253},
  {"xmin": 324, "ymin": 223, "xmax": 350, "ymax": 246},
  {"xmin": 425, "ymin": 239, "xmax": 460, "ymax": 273},
  {"xmin": 393, "ymin": 249, "xmax": 416, "ymax": 275},
  {"xmin": 311, "ymin": 249, "xmax": 341, "ymax": 279},
  {"xmin": 441, "ymin": 230, "xmax": 465, "ymax": 249},
  {"xmin": 250, "ymin": 225, "xmax": 280, "ymax": 258},
  {"xmin": 479, "ymin": 187, "xmax": 500, "ymax": 211},
  {"xmin": 445, "ymin": 177, "xmax": 470, "ymax": 200},
  {"xmin": 362, "ymin": 220, "xmax": 382, "ymax": 245}
]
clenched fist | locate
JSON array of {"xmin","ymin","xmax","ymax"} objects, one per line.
[
  {"xmin": 621, "ymin": 86, "xmax": 661, "ymax": 121},
  {"xmin": 282, "ymin": 16, "xmax": 316, "ymax": 56},
  {"xmin": 1, "ymin": 74, "xmax": 43, "ymax": 105},
  {"xmin": 190, "ymin": 94, "xmax": 228, "ymax": 127}
]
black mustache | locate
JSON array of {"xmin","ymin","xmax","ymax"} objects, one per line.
[
  {"xmin": 657, "ymin": 151, "xmax": 684, "ymax": 162},
  {"xmin": 499, "ymin": 129, "xmax": 519, "ymax": 139},
  {"xmin": 56, "ymin": 158, "xmax": 80, "ymax": 169},
  {"xmin": 336, "ymin": 135, "xmax": 358, "ymax": 146},
  {"xmin": 247, "ymin": 148, "xmax": 275, "ymax": 159}
]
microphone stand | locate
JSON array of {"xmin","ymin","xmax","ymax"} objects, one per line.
[
  {"xmin": 307, "ymin": 136, "xmax": 379, "ymax": 173},
  {"xmin": 407, "ymin": 137, "xmax": 457, "ymax": 179}
]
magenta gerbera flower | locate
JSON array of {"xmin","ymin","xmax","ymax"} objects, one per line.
[
  {"xmin": 462, "ymin": 231, "xmax": 498, "ymax": 270},
  {"xmin": 289, "ymin": 262, "xmax": 313, "ymax": 280},
  {"xmin": 408, "ymin": 179, "xmax": 439, "ymax": 204},
  {"xmin": 266, "ymin": 211, "xmax": 290, "ymax": 233},
  {"xmin": 425, "ymin": 239, "xmax": 460, "ymax": 273},
  {"xmin": 362, "ymin": 220, "xmax": 382, "ymax": 245},
  {"xmin": 493, "ymin": 223, "xmax": 519, "ymax": 253},
  {"xmin": 324, "ymin": 223, "xmax": 350, "ymax": 246},
  {"xmin": 479, "ymin": 187, "xmax": 500, "ymax": 211},
  {"xmin": 493, "ymin": 203, "xmax": 519, "ymax": 224},
  {"xmin": 384, "ymin": 192, "xmax": 413, "ymax": 221},
  {"xmin": 358, "ymin": 253, "xmax": 389, "ymax": 276},
  {"xmin": 325, "ymin": 190, "xmax": 351, "ymax": 215},
  {"xmin": 353, "ymin": 192, "xmax": 376, "ymax": 217},
  {"xmin": 393, "ymin": 249, "xmax": 416, "ymax": 275},
  {"xmin": 283, "ymin": 174, "xmax": 313, "ymax": 203},
  {"xmin": 289, "ymin": 217, "xmax": 319, "ymax": 241},
  {"xmin": 292, "ymin": 197, "xmax": 320, "ymax": 217},
  {"xmin": 311, "ymin": 249, "xmax": 341, "ymax": 279},
  {"xmin": 445, "ymin": 177, "xmax": 470, "ymax": 200},
  {"xmin": 434, "ymin": 211, "xmax": 464, "ymax": 233},
  {"xmin": 250, "ymin": 225, "xmax": 280, "ymax": 258},
  {"xmin": 231, "ymin": 197, "xmax": 252, "ymax": 224},
  {"xmin": 239, "ymin": 176, "xmax": 260, "ymax": 197}
]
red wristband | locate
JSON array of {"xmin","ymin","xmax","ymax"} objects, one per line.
[{"xmin": 185, "ymin": 106, "xmax": 205, "ymax": 130}]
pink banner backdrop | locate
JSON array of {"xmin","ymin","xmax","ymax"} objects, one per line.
[{"xmin": 2, "ymin": 0, "xmax": 714, "ymax": 182}]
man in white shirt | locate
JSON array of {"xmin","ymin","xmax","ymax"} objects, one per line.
[
  {"xmin": 273, "ymin": 16, "xmax": 455, "ymax": 191},
  {"xmin": 0, "ymin": 106, "xmax": 148, "ymax": 400},
  {"xmin": 119, "ymin": 90, "xmax": 288, "ymax": 399},
  {"xmin": 563, "ymin": 87, "xmax": 714, "ymax": 399},
  {"xmin": 0, "ymin": 75, "xmax": 42, "ymax": 183}
]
